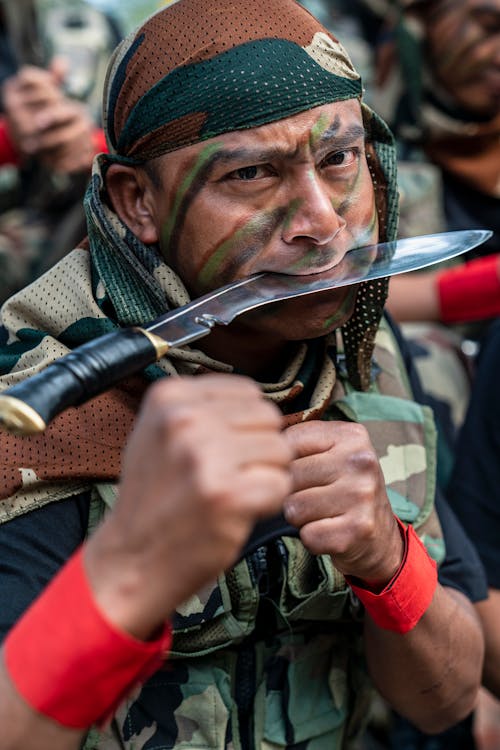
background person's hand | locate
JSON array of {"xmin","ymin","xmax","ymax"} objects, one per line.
[{"xmin": 2, "ymin": 59, "xmax": 96, "ymax": 173}]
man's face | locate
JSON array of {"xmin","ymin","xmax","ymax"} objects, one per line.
[
  {"xmin": 145, "ymin": 99, "xmax": 378, "ymax": 342},
  {"xmin": 423, "ymin": 0, "xmax": 500, "ymax": 116}
]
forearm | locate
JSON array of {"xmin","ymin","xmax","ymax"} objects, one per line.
[
  {"xmin": 365, "ymin": 585, "xmax": 483, "ymax": 733},
  {"xmin": 476, "ymin": 589, "xmax": 500, "ymax": 698},
  {"xmin": 386, "ymin": 271, "xmax": 440, "ymax": 322},
  {"xmin": 386, "ymin": 256, "xmax": 500, "ymax": 325},
  {"xmin": 0, "ymin": 657, "xmax": 84, "ymax": 750}
]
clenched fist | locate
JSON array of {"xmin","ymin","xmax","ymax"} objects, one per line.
[
  {"xmin": 84, "ymin": 374, "xmax": 293, "ymax": 639},
  {"xmin": 283, "ymin": 420, "xmax": 404, "ymax": 588}
]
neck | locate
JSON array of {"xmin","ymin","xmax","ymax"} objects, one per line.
[{"xmin": 198, "ymin": 325, "xmax": 295, "ymax": 381}]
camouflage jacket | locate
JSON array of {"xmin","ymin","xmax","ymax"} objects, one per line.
[{"xmin": 82, "ymin": 317, "xmax": 442, "ymax": 750}]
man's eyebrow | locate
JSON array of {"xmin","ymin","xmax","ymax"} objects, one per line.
[
  {"xmin": 316, "ymin": 123, "xmax": 366, "ymax": 149},
  {"xmin": 211, "ymin": 124, "xmax": 366, "ymax": 167}
]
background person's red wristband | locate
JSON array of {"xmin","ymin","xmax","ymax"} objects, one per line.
[
  {"xmin": 4, "ymin": 547, "xmax": 172, "ymax": 729},
  {"xmin": 437, "ymin": 254, "xmax": 500, "ymax": 323},
  {"xmin": 346, "ymin": 517, "xmax": 438, "ymax": 633},
  {"xmin": 0, "ymin": 118, "xmax": 20, "ymax": 165}
]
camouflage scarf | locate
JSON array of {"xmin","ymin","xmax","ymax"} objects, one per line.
[{"xmin": 0, "ymin": 0, "xmax": 399, "ymax": 522}]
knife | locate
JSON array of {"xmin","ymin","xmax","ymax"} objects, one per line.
[{"xmin": 0, "ymin": 228, "xmax": 491, "ymax": 435}]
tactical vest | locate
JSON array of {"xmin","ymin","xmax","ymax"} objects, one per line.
[{"xmin": 84, "ymin": 317, "xmax": 443, "ymax": 750}]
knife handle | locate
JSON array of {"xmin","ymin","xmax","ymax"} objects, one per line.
[{"xmin": 0, "ymin": 328, "xmax": 169, "ymax": 436}]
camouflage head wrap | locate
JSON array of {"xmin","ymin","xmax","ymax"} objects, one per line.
[
  {"xmin": 95, "ymin": 0, "xmax": 399, "ymax": 389},
  {"xmin": 103, "ymin": 0, "xmax": 361, "ymax": 160}
]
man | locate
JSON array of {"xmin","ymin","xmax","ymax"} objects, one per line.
[{"xmin": 0, "ymin": 1, "xmax": 485, "ymax": 748}]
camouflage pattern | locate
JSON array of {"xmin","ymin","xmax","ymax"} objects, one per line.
[{"xmin": 399, "ymin": 321, "xmax": 473, "ymax": 491}]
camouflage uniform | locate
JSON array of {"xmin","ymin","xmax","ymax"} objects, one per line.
[
  {"xmin": 0, "ymin": 243, "xmax": 443, "ymax": 748},
  {"xmin": 84, "ymin": 317, "xmax": 442, "ymax": 750}
]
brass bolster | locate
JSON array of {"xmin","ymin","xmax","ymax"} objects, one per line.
[
  {"xmin": 133, "ymin": 328, "xmax": 170, "ymax": 359},
  {"xmin": 0, "ymin": 395, "xmax": 47, "ymax": 435}
]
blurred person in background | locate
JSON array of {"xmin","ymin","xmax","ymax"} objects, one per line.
[{"xmin": 0, "ymin": 0, "xmax": 121, "ymax": 302}]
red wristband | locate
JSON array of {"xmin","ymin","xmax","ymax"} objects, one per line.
[
  {"xmin": 4, "ymin": 547, "xmax": 172, "ymax": 729},
  {"xmin": 0, "ymin": 118, "xmax": 20, "ymax": 165},
  {"xmin": 437, "ymin": 254, "xmax": 500, "ymax": 323},
  {"xmin": 346, "ymin": 517, "xmax": 437, "ymax": 633}
]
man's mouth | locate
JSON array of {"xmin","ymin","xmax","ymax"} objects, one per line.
[{"xmin": 261, "ymin": 244, "xmax": 356, "ymax": 278}]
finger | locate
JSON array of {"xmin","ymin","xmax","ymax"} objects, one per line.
[
  {"xmin": 225, "ymin": 432, "xmax": 293, "ymax": 468},
  {"xmin": 5, "ymin": 72, "xmax": 63, "ymax": 105},
  {"xmin": 146, "ymin": 377, "xmax": 283, "ymax": 428},
  {"xmin": 284, "ymin": 420, "xmax": 339, "ymax": 458},
  {"xmin": 149, "ymin": 373, "xmax": 262, "ymax": 402},
  {"xmin": 48, "ymin": 56, "xmax": 69, "ymax": 86},
  {"xmin": 233, "ymin": 464, "xmax": 292, "ymax": 518},
  {"xmin": 284, "ymin": 484, "xmax": 343, "ymax": 527},
  {"xmin": 298, "ymin": 517, "xmax": 348, "ymax": 557},
  {"xmin": 288, "ymin": 451, "xmax": 338, "ymax": 492}
]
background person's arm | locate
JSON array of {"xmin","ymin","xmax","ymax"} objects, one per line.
[{"xmin": 387, "ymin": 255, "xmax": 500, "ymax": 324}]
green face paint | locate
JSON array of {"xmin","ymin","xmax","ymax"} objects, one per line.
[
  {"xmin": 160, "ymin": 142, "xmax": 223, "ymax": 261},
  {"xmin": 282, "ymin": 198, "xmax": 302, "ymax": 233},
  {"xmin": 196, "ymin": 218, "xmax": 262, "ymax": 288},
  {"xmin": 309, "ymin": 112, "xmax": 331, "ymax": 151},
  {"xmin": 196, "ymin": 207, "xmax": 288, "ymax": 289},
  {"xmin": 321, "ymin": 287, "xmax": 357, "ymax": 330}
]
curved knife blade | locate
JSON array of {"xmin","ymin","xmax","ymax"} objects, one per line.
[{"xmin": 147, "ymin": 229, "xmax": 492, "ymax": 346}]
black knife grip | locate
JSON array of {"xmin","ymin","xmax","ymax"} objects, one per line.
[{"xmin": 0, "ymin": 328, "xmax": 164, "ymax": 435}]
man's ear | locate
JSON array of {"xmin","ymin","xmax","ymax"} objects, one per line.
[{"xmin": 105, "ymin": 164, "xmax": 159, "ymax": 244}]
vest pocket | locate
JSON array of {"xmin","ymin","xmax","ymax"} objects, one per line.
[
  {"xmin": 278, "ymin": 536, "xmax": 350, "ymax": 621},
  {"xmin": 171, "ymin": 558, "xmax": 260, "ymax": 657},
  {"xmin": 261, "ymin": 632, "xmax": 351, "ymax": 747},
  {"xmin": 115, "ymin": 660, "xmax": 232, "ymax": 750}
]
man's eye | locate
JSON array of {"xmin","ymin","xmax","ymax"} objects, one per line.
[
  {"xmin": 231, "ymin": 165, "xmax": 261, "ymax": 180},
  {"xmin": 324, "ymin": 149, "xmax": 358, "ymax": 167}
]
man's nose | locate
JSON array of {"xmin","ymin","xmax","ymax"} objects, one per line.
[{"xmin": 281, "ymin": 176, "xmax": 346, "ymax": 246}]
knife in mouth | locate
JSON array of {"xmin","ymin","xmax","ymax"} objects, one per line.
[{"xmin": 0, "ymin": 228, "xmax": 491, "ymax": 435}]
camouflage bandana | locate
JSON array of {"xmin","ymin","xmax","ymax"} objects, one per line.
[{"xmin": 102, "ymin": 0, "xmax": 362, "ymax": 161}]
